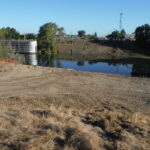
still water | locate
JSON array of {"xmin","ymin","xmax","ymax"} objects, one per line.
[{"xmin": 21, "ymin": 54, "xmax": 150, "ymax": 77}]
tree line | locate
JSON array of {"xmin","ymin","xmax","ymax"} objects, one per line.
[
  {"xmin": 106, "ymin": 29, "xmax": 126, "ymax": 40},
  {"xmin": 106, "ymin": 24, "xmax": 150, "ymax": 50},
  {"xmin": 0, "ymin": 27, "xmax": 37, "ymax": 40},
  {"xmin": 0, "ymin": 23, "xmax": 149, "ymax": 55},
  {"xmin": 0, "ymin": 23, "xmax": 65, "ymax": 56},
  {"xmin": 77, "ymin": 30, "xmax": 97, "ymax": 39},
  {"xmin": 0, "ymin": 27, "xmax": 20, "ymax": 40}
]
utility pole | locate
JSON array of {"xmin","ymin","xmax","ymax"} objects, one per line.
[{"xmin": 119, "ymin": 13, "xmax": 123, "ymax": 31}]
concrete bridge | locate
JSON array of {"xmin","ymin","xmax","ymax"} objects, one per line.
[{"xmin": 0, "ymin": 40, "xmax": 37, "ymax": 54}]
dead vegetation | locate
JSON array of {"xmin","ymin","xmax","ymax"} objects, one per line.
[
  {"xmin": 0, "ymin": 96, "xmax": 149, "ymax": 150},
  {"xmin": 0, "ymin": 62, "xmax": 150, "ymax": 150}
]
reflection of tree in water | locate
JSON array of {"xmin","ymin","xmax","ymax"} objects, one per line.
[
  {"xmin": 38, "ymin": 53, "xmax": 62, "ymax": 68},
  {"xmin": 132, "ymin": 62, "xmax": 150, "ymax": 77},
  {"xmin": 77, "ymin": 61, "xmax": 84, "ymax": 66},
  {"xmin": 107, "ymin": 61, "xmax": 119, "ymax": 66},
  {"xmin": 88, "ymin": 58, "xmax": 150, "ymax": 77},
  {"xmin": 24, "ymin": 54, "xmax": 37, "ymax": 66},
  {"xmin": 49, "ymin": 55, "xmax": 55, "ymax": 67},
  {"xmin": 37, "ymin": 55, "xmax": 150, "ymax": 77},
  {"xmin": 49, "ymin": 55, "xmax": 62, "ymax": 68},
  {"xmin": 88, "ymin": 59, "xmax": 128, "ymax": 66},
  {"xmin": 88, "ymin": 60, "xmax": 97, "ymax": 65},
  {"xmin": 55, "ymin": 60, "xmax": 62, "ymax": 68}
]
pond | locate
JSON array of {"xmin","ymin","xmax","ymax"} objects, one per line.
[{"xmin": 20, "ymin": 54, "xmax": 150, "ymax": 77}]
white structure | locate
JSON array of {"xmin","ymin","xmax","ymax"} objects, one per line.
[
  {"xmin": 24, "ymin": 54, "xmax": 38, "ymax": 66},
  {"xmin": 0, "ymin": 40, "xmax": 37, "ymax": 54},
  {"xmin": 125, "ymin": 34, "xmax": 135, "ymax": 41}
]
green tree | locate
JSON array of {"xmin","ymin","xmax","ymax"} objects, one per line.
[
  {"xmin": 135, "ymin": 24, "xmax": 150, "ymax": 48},
  {"xmin": 6, "ymin": 27, "xmax": 20, "ymax": 39},
  {"xmin": 94, "ymin": 32, "xmax": 97, "ymax": 38},
  {"xmin": 78, "ymin": 30, "xmax": 86, "ymax": 37},
  {"xmin": 0, "ymin": 29, "xmax": 7, "ymax": 39},
  {"xmin": 38, "ymin": 22, "xmax": 58, "ymax": 55},
  {"xmin": 106, "ymin": 30, "xmax": 120, "ymax": 40},
  {"xmin": 120, "ymin": 29, "xmax": 126, "ymax": 40},
  {"xmin": 57, "ymin": 27, "xmax": 65, "ymax": 37},
  {"xmin": 25, "ymin": 33, "xmax": 37, "ymax": 40},
  {"xmin": 106, "ymin": 29, "xmax": 126, "ymax": 40},
  {"xmin": 57, "ymin": 27, "xmax": 65, "ymax": 42},
  {"xmin": 0, "ymin": 27, "xmax": 20, "ymax": 40}
]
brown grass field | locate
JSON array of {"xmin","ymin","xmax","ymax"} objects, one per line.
[{"xmin": 0, "ymin": 62, "xmax": 150, "ymax": 150}]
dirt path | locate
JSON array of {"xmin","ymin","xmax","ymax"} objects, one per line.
[
  {"xmin": 0, "ymin": 62, "xmax": 150, "ymax": 112},
  {"xmin": 0, "ymin": 62, "xmax": 150, "ymax": 150}
]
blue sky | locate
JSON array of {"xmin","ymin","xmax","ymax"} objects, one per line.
[{"xmin": 0, "ymin": 0, "xmax": 149, "ymax": 36}]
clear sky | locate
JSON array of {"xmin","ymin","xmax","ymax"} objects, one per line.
[{"xmin": 0, "ymin": 0, "xmax": 149, "ymax": 36}]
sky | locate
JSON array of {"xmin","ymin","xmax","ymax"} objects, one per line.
[{"xmin": 0, "ymin": 0, "xmax": 149, "ymax": 36}]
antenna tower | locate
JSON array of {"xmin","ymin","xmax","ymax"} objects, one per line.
[{"xmin": 119, "ymin": 13, "xmax": 123, "ymax": 31}]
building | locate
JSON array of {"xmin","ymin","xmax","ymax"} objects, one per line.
[{"xmin": 125, "ymin": 34, "xmax": 135, "ymax": 41}]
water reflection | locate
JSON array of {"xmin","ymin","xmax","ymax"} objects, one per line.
[
  {"xmin": 24, "ymin": 54, "xmax": 38, "ymax": 65},
  {"xmin": 87, "ymin": 58, "xmax": 150, "ymax": 77},
  {"xmin": 77, "ymin": 61, "xmax": 84, "ymax": 66},
  {"xmin": 132, "ymin": 62, "xmax": 150, "ymax": 77},
  {"xmin": 38, "ymin": 54, "xmax": 61, "ymax": 67},
  {"xmin": 20, "ymin": 54, "xmax": 150, "ymax": 77}
]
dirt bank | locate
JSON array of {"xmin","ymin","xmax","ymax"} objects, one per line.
[
  {"xmin": 0, "ymin": 62, "xmax": 150, "ymax": 150},
  {"xmin": 57, "ymin": 39, "xmax": 149, "ymax": 60}
]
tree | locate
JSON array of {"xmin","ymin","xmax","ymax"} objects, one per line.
[
  {"xmin": 57, "ymin": 27, "xmax": 65, "ymax": 42},
  {"xmin": 0, "ymin": 27, "xmax": 20, "ymax": 40},
  {"xmin": 135, "ymin": 24, "xmax": 150, "ymax": 48},
  {"xmin": 94, "ymin": 32, "xmax": 97, "ymax": 38},
  {"xmin": 0, "ymin": 29, "xmax": 6, "ymax": 39},
  {"xmin": 106, "ymin": 30, "xmax": 120, "ymax": 40},
  {"xmin": 5, "ymin": 27, "xmax": 20, "ymax": 39},
  {"xmin": 106, "ymin": 29, "xmax": 126, "ymax": 40},
  {"xmin": 120, "ymin": 29, "xmax": 126, "ymax": 40},
  {"xmin": 57, "ymin": 27, "xmax": 65, "ymax": 37},
  {"xmin": 78, "ymin": 30, "xmax": 86, "ymax": 37},
  {"xmin": 25, "ymin": 33, "xmax": 37, "ymax": 40},
  {"xmin": 38, "ymin": 22, "xmax": 58, "ymax": 55}
]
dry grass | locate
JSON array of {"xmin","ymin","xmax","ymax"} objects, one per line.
[
  {"xmin": 0, "ymin": 62, "xmax": 149, "ymax": 149},
  {"xmin": 0, "ymin": 96, "xmax": 149, "ymax": 150}
]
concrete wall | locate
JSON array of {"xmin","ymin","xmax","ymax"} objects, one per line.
[{"xmin": 0, "ymin": 40, "xmax": 37, "ymax": 54}]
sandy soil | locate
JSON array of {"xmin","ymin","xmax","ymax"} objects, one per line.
[{"xmin": 0, "ymin": 62, "xmax": 150, "ymax": 150}]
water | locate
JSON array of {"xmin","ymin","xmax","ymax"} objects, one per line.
[{"xmin": 20, "ymin": 54, "xmax": 150, "ymax": 77}]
